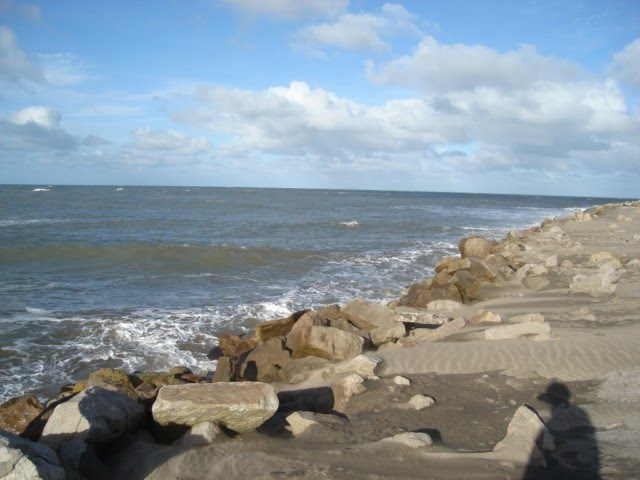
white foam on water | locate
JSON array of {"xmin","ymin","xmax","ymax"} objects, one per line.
[
  {"xmin": 0, "ymin": 218, "xmax": 66, "ymax": 227},
  {"xmin": 32, "ymin": 188, "xmax": 50, "ymax": 192},
  {"xmin": 115, "ymin": 187, "xmax": 124, "ymax": 191},
  {"xmin": 340, "ymin": 220, "xmax": 359, "ymax": 227},
  {"xmin": 25, "ymin": 307, "xmax": 51, "ymax": 315}
]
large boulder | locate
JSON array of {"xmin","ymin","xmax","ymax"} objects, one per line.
[
  {"xmin": 369, "ymin": 322, "xmax": 406, "ymax": 346},
  {"xmin": 0, "ymin": 431, "xmax": 65, "ymax": 480},
  {"xmin": 569, "ymin": 269, "xmax": 620, "ymax": 297},
  {"xmin": 340, "ymin": 299, "xmax": 395, "ymax": 331},
  {"xmin": 239, "ymin": 337, "xmax": 291, "ymax": 382},
  {"xmin": 458, "ymin": 236, "xmax": 492, "ymax": 259},
  {"xmin": 40, "ymin": 387, "xmax": 144, "ymax": 450},
  {"xmin": 398, "ymin": 282, "xmax": 462, "ymax": 308},
  {"xmin": 254, "ymin": 310, "xmax": 308, "ymax": 342},
  {"xmin": 152, "ymin": 382, "xmax": 278, "ymax": 433},
  {"xmin": 469, "ymin": 257, "xmax": 504, "ymax": 282},
  {"xmin": 0, "ymin": 395, "xmax": 44, "ymax": 437},
  {"xmin": 285, "ymin": 325, "xmax": 364, "ymax": 361},
  {"xmin": 85, "ymin": 368, "xmax": 138, "ymax": 400}
]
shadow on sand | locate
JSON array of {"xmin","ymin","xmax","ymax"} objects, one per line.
[{"xmin": 524, "ymin": 382, "xmax": 600, "ymax": 480}]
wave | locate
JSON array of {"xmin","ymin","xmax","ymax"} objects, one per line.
[
  {"xmin": 0, "ymin": 243, "xmax": 326, "ymax": 273},
  {"xmin": 32, "ymin": 188, "xmax": 50, "ymax": 192},
  {"xmin": 340, "ymin": 220, "xmax": 359, "ymax": 227},
  {"xmin": 0, "ymin": 218, "xmax": 67, "ymax": 228}
]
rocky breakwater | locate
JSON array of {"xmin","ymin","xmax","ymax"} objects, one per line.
[{"xmin": 2, "ymin": 199, "xmax": 640, "ymax": 479}]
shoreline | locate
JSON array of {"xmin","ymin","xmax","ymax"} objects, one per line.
[{"xmin": 2, "ymin": 198, "xmax": 640, "ymax": 479}]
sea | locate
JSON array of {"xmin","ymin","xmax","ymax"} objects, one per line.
[{"xmin": 0, "ymin": 185, "xmax": 626, "ymax": 402}]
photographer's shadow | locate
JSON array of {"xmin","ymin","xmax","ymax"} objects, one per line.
[{"xmin": 524, "ymin": 382, "xmax": 600, "ymax": 480}]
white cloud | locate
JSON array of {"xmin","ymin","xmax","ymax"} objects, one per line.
[
  {"xmin": 10, "ymin": 105, "xmax": 61, "ymax": 128},
  {"xmin": 0, "ymin": 106, "xmax": 77, "ymax": 152},
  {"xmin": 295, "ymin": 3, "xmax": 420, "ymax": 53},
  {"xmin": 367, "ymin": 36, "xmax": 579, "ymax": 92},
  {"xmin": 0, "ymin": 25, "xmax": 43, "ymax": 84},
  {"xmin": 609, "ymin": 38, "xmax": 640, "ymax": 88},
  {"xmin": 221, "ymin": 0, "xmax": 348, "ymax": 21},
  {"xmin": 171, "ymin": 72, "xmax": 638, "ymax": 184},
  {"xmin": 173, "ymin": 81, "xmax": 465, "ymax": 156}
]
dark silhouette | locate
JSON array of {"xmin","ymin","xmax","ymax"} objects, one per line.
[{"xmin": 524, "ymin": 382, "xmax": 600, "ymax": 480}]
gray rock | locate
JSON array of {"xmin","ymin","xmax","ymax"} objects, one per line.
[
  {"xmin": 152, "ymin": 382, "xmax": 278, "ymax": 433},
  {"xmin": 0, "ymin": 431, "xmax": 65, "ymax": 480},
  {"xmin": 40, "ymin": 387, "xmax": 144, "ymax": 450}
]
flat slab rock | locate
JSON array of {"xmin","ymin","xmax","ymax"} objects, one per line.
[
  {"xmin": 394, "ymin": 308, "xmax": 451, "ymax": 325},
  {"xmin": 152, "ymin": 382, "xmax": 278, "ymax": 433}
]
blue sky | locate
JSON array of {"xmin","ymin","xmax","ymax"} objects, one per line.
[{"xmin": 0, "ymin": 0, "xmax": 639, "ymax": 197}]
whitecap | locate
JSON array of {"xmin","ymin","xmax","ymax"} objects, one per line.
[
  {"xmin": 32, "ymin": 188, "xmax": 50, "ymax": 192},
  {"xmin": 25, "ymin": 307, "xmax": 51, "ymax": 315},
  {"xmin": 340, "ymin": 220, "xmax": 359, "ymax": 227},
  {"xmin": 115, "ymin": 187, "xmax": 124, "ymax": 191}
]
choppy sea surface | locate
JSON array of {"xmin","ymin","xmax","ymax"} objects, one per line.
[{"xmin": 0, "ymin": 185, "xmax": 625, "ymax": 402}]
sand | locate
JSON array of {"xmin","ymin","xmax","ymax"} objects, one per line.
[{"xmin": 103, "ymin": 200, "xmax": 640, "ymax": 479}]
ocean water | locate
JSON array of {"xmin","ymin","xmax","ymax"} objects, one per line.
[{"xmin": 0, "ymin": 185, "xmax": 623, "ymax": 402}]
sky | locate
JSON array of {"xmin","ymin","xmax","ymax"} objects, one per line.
[{"xmin": 0, "ymin": 0, "xmax": 639, "ymax": 197}]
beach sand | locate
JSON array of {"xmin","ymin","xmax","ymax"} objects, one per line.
[{"xmin": 10, "ymin": 200, "xmax": 640, "ymax": 480}]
